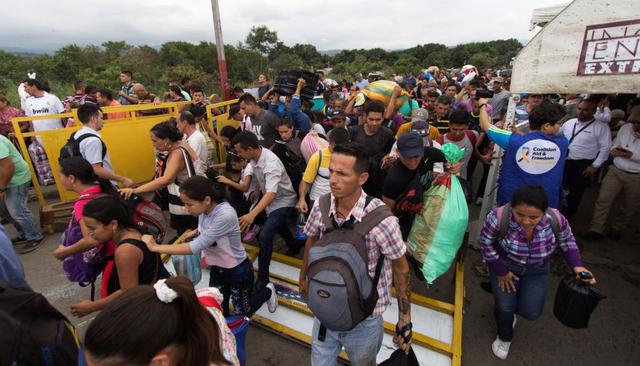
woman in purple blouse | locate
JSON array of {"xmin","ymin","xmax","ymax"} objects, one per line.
[{"xmin": 479, "ymin": 185, "xmax": 597, "ymax": 360}]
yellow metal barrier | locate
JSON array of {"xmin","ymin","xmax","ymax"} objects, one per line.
[{"xmin": 12, "ymin": 100, "xmax": 238, "ymax": 210}]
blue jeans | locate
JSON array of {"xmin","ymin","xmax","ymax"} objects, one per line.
[
  {"xmin": 490, "ymin": 260, "xmax": 550, "ymax": 342},
  {"xmin": 4, "ymin": 182, "xmax": 42, "ymax": 242},
  {"xmin": 257, "ymin": 206, "xmax": 294, "ymax": 280},
  {"xmin": 209, "ymin": 258, "xmax": 271, "ymax": 317},
  {"xmin": 311, "ymin": 316, "xmax": 384, "ymax": 366}
]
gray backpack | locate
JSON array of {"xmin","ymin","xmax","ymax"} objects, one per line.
[{"xmin": 306, "ymin": 194, "xmax": 393, "ymax": 331}]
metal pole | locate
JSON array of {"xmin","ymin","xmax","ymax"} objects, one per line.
[
  {"xmin": 210, "ymin": 0, "xmax": 228, "ymax": 100},
  {"xmin": 469, "ymin": 95, "xmax": 519, "ymax": 245}
]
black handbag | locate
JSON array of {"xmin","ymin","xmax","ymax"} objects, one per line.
[
  {"xmin": 378, "ymin": 348, "xmax": 419, "ymax": 366},
  {"xmin": 553, "ymin": 274, "xmax": 605, "ymax": 329}
]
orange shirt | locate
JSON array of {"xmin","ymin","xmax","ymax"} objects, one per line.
[{"xmin": 106, "ymin": 100, "xmax": 127, "ymax": 120}]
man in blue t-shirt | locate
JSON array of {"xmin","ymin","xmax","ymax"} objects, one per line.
[{"xmin": 478, "ymin": 98, "xmax": 568, "ymax": 208}]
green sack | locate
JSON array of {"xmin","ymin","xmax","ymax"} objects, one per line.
[{"xmin": 406, "ymin": 143, "xmax": 469, "ymax": 283}]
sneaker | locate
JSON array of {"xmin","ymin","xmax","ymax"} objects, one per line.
[
  {"xmin": 607, "ymin": 229, "xmax": 621, "ymax": 241},
  {"xmin": 18, "ymin": 238, "xmax": 44, "ymax": 254},
  {"xmin": 266, "ymin": 282, "xmax": 278, "ymax": 313},
  {"xmin": 580, "ymin": 230, "xmax": 604, "ymax": 241},
  {"xmin": 492, "ymin": 336, "xmax": 511, "ymax": 360}
]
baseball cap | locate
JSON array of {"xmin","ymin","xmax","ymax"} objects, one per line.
[
  {"xmin": 397, "ymin": 132, "xmax": 425, "ymax": 159},
  {"xmin": 492, "ymin": 77, "xmax": 504, "ymax": 83},
  {"xmin": 410, "ymin": 120, "xmax": 429, "ymax": 136},
  {"xmin": 329, "ymin": 109, "xmax": 346, "ymax": 119},
  {"xmin": 411, "ymin": 108, "xmax": 429, "ymax": 122}
]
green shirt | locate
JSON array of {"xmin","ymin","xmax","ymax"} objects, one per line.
[{"xmin": 0, "ymin": 135, "xmax": 31, "ymax": 187}]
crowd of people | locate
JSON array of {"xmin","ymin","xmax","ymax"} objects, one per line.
[{"xmin": 1, "ymin": 65, "xmax": 638, "ymax": 364}]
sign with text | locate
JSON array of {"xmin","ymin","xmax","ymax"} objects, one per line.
[{"xmin": 577, "ymin": 19, "xmax": 640, "ymax": 76}]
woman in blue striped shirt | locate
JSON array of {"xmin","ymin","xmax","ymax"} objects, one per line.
[{"xmin": 479, "ymin": 185, "xmax": 596, "ymax": 360}]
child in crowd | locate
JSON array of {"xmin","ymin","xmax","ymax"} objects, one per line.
[
  {"xmin": 82, "ymin": 276, "xmax": 239, "ymax": 366},
  {"xmin": 216, "ymin": 152, "xmax": 261, "ymax": 243},
  {"xmin": 70, "ymin": 196, "xmax": 169, "ymax": 317},
  {"xmin": 142, "ymin": 176, "xmax": 277, "ymax": 317}
]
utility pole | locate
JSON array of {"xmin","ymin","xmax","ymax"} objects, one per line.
[{"xmin": 210, "ymin": 0, "xmax": 228, "ymax": 100}]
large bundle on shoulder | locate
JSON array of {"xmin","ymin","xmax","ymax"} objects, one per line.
[
  {"xmin": 354, "ymin": 80, "xmax": 411, "ymax": 110},
  {"xmin": 407, "ymin": 143, "xmax": 469, "ymax": 284}
]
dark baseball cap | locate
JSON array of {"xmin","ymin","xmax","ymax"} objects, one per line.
[
  {"xmin": 397, "ymin": 132, "xmax": 424, "ymax": 159},
  {"xmin": 329, "ymin": 109, "xmax": 346, "ymax": 119}
]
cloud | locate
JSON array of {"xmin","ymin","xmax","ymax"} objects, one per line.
[{"xmin": 1, "ymin": 0, "xmax": 566, "ymax": 52}]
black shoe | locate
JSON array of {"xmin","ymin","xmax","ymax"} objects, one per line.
[
  {"xmin": 285, "ymin": 245, "xmax": 302, "ymax": 257},
  {"xmin": 11, "ymin": 236, "xmax": 27, "ymax": 245},
  {"xmin": 18, "ymin": 238, "xmax": 44, "ymax": 254},
  {"xmin": 607, "ymin": 229, "xmax": 621, "ymax": 241},
  {"xmin": 254, "ymin": 277, "xmax": 269, "ymax": 292},
  {"xmin": 580, "ymin": 230, "xmax": 604, "ymax": 241}
]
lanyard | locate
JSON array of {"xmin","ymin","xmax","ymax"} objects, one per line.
[{"xmin": 569, "ymin": 119, "xmax": 594, "ymax": 145}]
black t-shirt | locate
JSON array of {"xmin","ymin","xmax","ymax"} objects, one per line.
[
  {"xmin": 349, "ymin": 125, "xmax": 395, "ymax": 198},
  {"xmin": 107, "ymin": 238, "xmax": 169, "ymax": 295},
  {"xmin": 251, "ymin": 109, "xmax": 280, "ymax": 148},
  {"xmin": 382, "ymin": 147, "xmax": 446, "ymax": 239},
  {"xmin": 258, "ymin": 83, "xmax": 271, "ymax": 99}
]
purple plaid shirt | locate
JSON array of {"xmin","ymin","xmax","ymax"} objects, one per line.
[
  {"xmin": 479, "ymin": 207, "xmax": 582, "ymax": 276},
  {"xmin": 304, "ymin": 190, "xmax": 406, "ymax": 317}
]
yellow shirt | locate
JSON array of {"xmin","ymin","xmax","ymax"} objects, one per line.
[
  {"xmin": 302, "ymin": 147, "xmax": 331, "ymax": 201},
  {"xmin": 395, "ymin": 122, "xmax": 440, "ymax": 141}
]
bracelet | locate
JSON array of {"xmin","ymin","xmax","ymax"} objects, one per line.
[{"xmin": 479, "ymin": 104, "xmax": 488, "ymax": 109}]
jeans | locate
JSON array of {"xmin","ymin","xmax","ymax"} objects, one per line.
[
  {"xmin": 209, "ymin": 258, "xmax": 271, "ymax": 317},
  {"xmin": 490, "ymin": 260, "xmax": 549, "ymax": 342},
  {"xmin": 257, "ymin": 206, "xmax": 294, "ymax": 280},
  {"xmin": 311, "ymin": 316, "xmax": 384, "ymax": 366},
  {"xmin": 4, "ymin": 182, "xmax": 42, "ymax": 242}
]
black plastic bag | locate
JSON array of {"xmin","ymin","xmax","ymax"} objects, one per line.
[
  {"xmin": 379, "ymin": 348, "xmax": 419, "ymax": 366},
  {"xmin": 553, "ymin": 274, "xmax": 605, "ymax": 329}
]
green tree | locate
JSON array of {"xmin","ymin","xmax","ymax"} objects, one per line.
[{"xmin": 245, "ymin": 25, "xmax": 279, "ymax": 55}]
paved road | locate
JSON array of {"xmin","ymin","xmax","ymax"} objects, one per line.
[{"xmin": 9, "ymin": 186, "xmax": 640, "ymax": 365}]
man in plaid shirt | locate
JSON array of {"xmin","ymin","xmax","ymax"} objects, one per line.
[{"xmin": 299, "ymin": 142, "xmax": 412, "ymax": 365}]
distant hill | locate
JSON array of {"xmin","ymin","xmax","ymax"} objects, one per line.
[{"xmin": 0, "ymin": 46, "xmax": 50, "ymax": 57}]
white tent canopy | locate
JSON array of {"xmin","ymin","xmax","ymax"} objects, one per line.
[{"xmin": 511, "ymin": 0, "xmax": 640, "ymax": 94}]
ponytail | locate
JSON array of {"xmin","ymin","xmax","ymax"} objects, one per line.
[
  {"xmin": 59, "ymin": 156, "xmax": 117, "ymax": 196},
  {"xmin": 85, "ymin": 277, "xmax": 230, "ymax": 366}
]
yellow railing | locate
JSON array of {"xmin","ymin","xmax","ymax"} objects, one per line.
[{"xmin": 12, "ymin": 99, "xmax": 239, "ymax": 208}]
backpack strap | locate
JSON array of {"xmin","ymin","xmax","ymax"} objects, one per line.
[
  {"xmin": 546, "ymin": 208, "xmax": 562, "ymax": 242},
  {"xmin": 74, "ymin": 133, "xmax": 107, "ymax": 159},
  {"xmin": 497, "ymin": 203, "xmax": 511, "ymax": 239},
  {"xmin": 353, "ymin": 201, "xmax": 393, "ymax": 237},
  {"xmin": 317, "ymin": 193, "xmax": 334, "ymax": 231}
]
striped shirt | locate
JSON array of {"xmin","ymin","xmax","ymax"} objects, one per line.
[
  {"xmin": 479, "ymin": 207, "xmax": 582, "ymax": 276},
  {"xmin": 304, "ymin": 190, "xmax": 406, "ymax": 317}
]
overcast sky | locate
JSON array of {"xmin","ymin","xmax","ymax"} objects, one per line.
[{"xmin": 1, "ymin": 0, "xmax": 567, "ymax": 52}]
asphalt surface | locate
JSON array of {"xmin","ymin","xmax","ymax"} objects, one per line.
[{"xmin": 9, "ymin": 183, "xmax": 640, "ymax": 366}]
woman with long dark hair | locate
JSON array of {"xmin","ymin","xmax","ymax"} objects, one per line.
[
  {"xmin": 119, "ymin": 120, "xmax": 198, "ymax": 234},
  {"xmin": 83, "ymin": 276, "xmax": 238, "ymax": 365},
  {"xmin": 69, "ymin": 196, "xmax": 168, "ymax": 317},
  {"xmin": 53, "ymin": 157, "xmax": 117, "ymax": 261}
]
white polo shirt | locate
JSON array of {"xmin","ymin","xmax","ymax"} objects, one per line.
[{"xmin": 612, "ymin": 123, "xmax": 640, "ymax": 174}]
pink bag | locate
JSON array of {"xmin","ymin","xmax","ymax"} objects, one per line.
[{"xmin": 300, "ymin": 131, "xmax": 329, "ymax": 162}]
